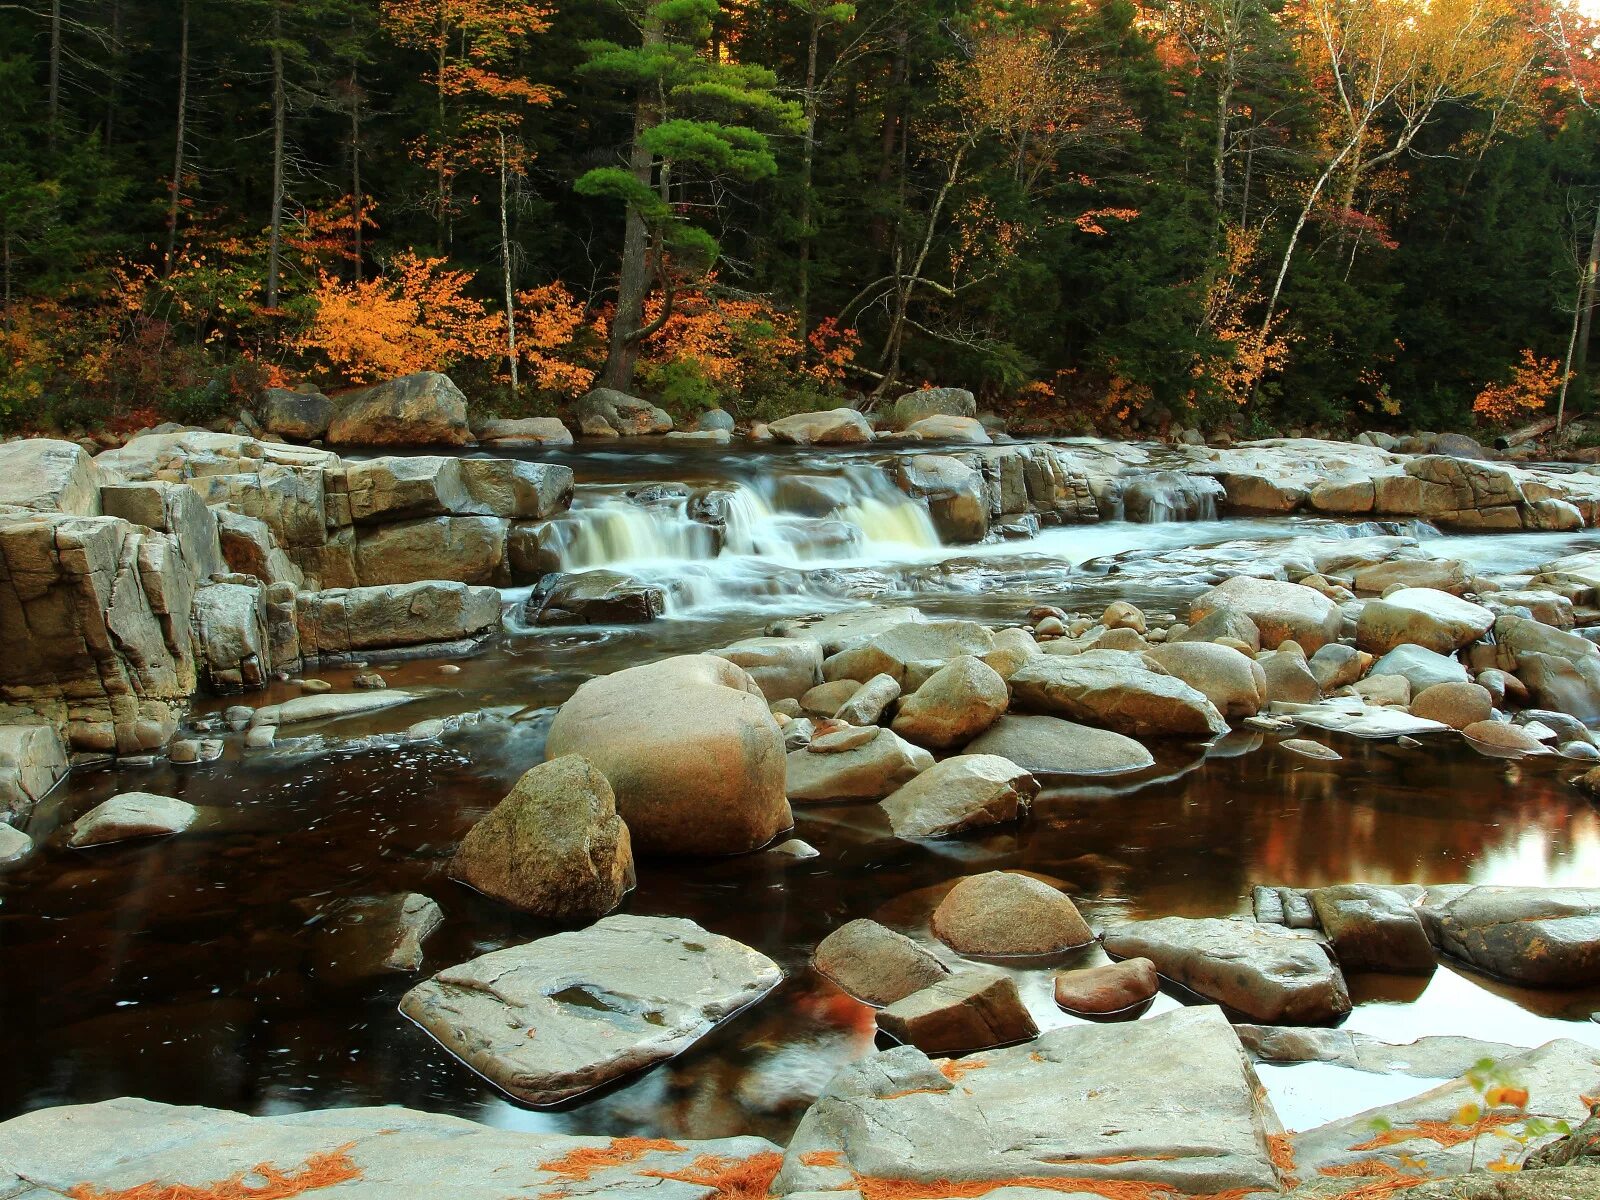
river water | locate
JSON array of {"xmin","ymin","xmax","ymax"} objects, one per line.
[{"xmin": 3, "ymin": 440, "xmax": 1599, "ymax": 1144}]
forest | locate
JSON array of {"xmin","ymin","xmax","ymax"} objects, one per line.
[{"xmin": 1, "ymin": 0, "xmax": 1598, "ymax": 438}]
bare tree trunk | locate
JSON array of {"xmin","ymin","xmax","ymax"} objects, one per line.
[
  {"xmin": 105, "ymin": 0, "xmax": 122, "ymax": 147},
  {"xmin": 499, "ymin": 130, "xmax": 519, "ymax": 398},
  {"xmin": 1575, "ymin": 198, "xmax": 1600, "ymax": 388},
  {"xmin": 1559, "ymin": 271, "xmax": 1583, "ymax": 430},
  {"xmin": 163, "ymin": 0, "xmax": 190, "ymax": 277},
  {"xmin": 436, "ymin": 18, "xmax": 450, "ymax": 250},
  {"xmin": 1261, "ymin": 135, "xmax": 1359, "ymax": 336},
  {"xmin": 48, "ymin": 0, "xmax": 62, "ymax": 147},
  {"xmin": 350, "ymin": 64, "xmax": 363, "ymax": 280},
  {"xmin": 266, "ymin": 1, "xmax": 286, "ymax": 311},
  {"xmin": 797, "ymin": 11, "xmax": 822, "ymax": 342}
]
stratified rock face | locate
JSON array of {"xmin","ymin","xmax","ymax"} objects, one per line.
[
  {"xmin": 191, "ymin": 581, "xmax": 270, "ymax": 692},
  {"xmin": 0, "ymin": 438, "xmax": 102, "ymax": 516},
  {"xmin": 450, "ymin": 756, "xmax": 634, "ymax": 923},
  {"xmin": 1190, "ymin": 576, "xmax": 1344, "ymax": 653},
  {"xmin": 1419, "ymin": 886, "xmax": 1600, "ymax": 986},
  {"xmin": 327, "ymin": 372, "xmax": 475, "ymax": 446},
  {"xmin": 1356, "ymin": 587, "xmax": 1495, "ymax": 655},
  {"xmin": 876, "ymin": 970, "xmax": 1036, "ymax": 1055},
  {"xmin": 932, "ymin": 871, "xmax": 1093, "ymax": 956},
  {"xmin": 767, "ymin": 408, "xmax": 874, "ymax": 446},
  {"xmin": 0, "ymin": 723, "xmax": 68, "ymax": 820},
  {"xmin": 963, "ymin": 714, "xmax": 1154, "ymax": 776},
  {"xmin": 69, "ymin": 792, "xmax": 198, "ymax": 847},
  {"xmin": 1101, "ymin": 916, "xmax": 1351, "ymax": 1025},
  {"xmin": 297, "ymin": 582, "xmax": 502, "ymax": 657},
  {"xmin": 0, "ymin": 1097, "xmax": 781, "ymax": 1200},
  {"xmin": 774, "ymin": 1007, "xmax": 1285, "ymax": 1198},
  {"xmin": 354, "ymin": 515, "xmax": 508, "ymax": 587},
  {"xmin": 879, "ymin": 754, "xmax": 1037, "ymax": 839},
  {"xmin": 813, "ymin": 918, "xmax": 950, "ymax": 1006},
  {"xmin": 545, "ymin": 655, "xmax": 792, "ymax": 856},
  {"xmin": 891, "ymin": 387, "xmax": 976, "ymax": 430},
  {"xmin": 400, "ymin": 914, "xmax": 782, "ymax": 1106},
  {"xmin": 576, "ymin": 388, "xmax": 674, "ymax": 436},
  {"xmin": 1009, "ymin": 651, "xmax": 1228, "ymax": 738},
  {"xmin": 1310, "ymin": 884, "xmax": 1436, "ymax": 975}
]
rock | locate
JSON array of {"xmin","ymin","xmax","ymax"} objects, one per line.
[
  {"xmin": 0, "ymin": 438, "xmax": 101, "ymax": 516},
  {"xmin": 982, "ymin": 627, "xmax": 1041, "ymax": 679},
  {"xmin": 890, "ymin": 655, "xmax": 1008, "ymax": 749},
  {"xmin": 811, "ymin": 724, "xmax": 884, "ymax": 752},
  {"xmin": 877, "ymin": 970, "xmax": 1036, "ymax": 1055},
  {"xmin": 1433, "ymin": 431, "xmax": 1489, "ymax": 460},
  {"xmin": 1281, "ymin": 698, "xmax": 1450, "ymax": 739},
  {"xmin": 250, "ymin": 691, "xmax": 415, "ymax": 727},
  {"xmin": 296, "ymin": 582, "xmax": 502, "ymax": 655},
  {"xmin": 1053, "ymin": 957, "xmax": 1160, "ymax": 1016},
  {"xmin": 1175, "ymin": 605, "xmax": 1262, "ymax": 652},
  {"xmin": 1310, "ymin": 884, "xmax": 1436, "ymax": 975},
  {"xmin": 1191, "ymin": 576, "xmax": 1343, "ymax": 653},
  {"xmin": 1260, "ymin": 648, "xmax": 1323, "ymax": 703},
  {"xmin": 1234, "ymin": 1024, "xmax": 1524, "ymax": 1078},
  {"xmin": 880, "ymin": 754, "xmax": 1038, "ymax": 839},
  {"xmin": 455, "ymin": 459, "xmax": 574, "ymax": 519},
  {"xmin": 296, "ymin": 892, "xmax": 444, "ymax": 981},
  {"xmin": 787, "ymin": 727, "xmax": 932, "ymax": 802},
  {"xmin": 69, "ymin": 792, "xmax": 199, "ymax": 847},
  {"xmin": 1308, "ymin": 643, "xmax": 1370, "ymax": 691},
  {"xmin": 834, "ymin": 674, "xmax": 901, "ymax": 725},
  {"xmin": 1463, "ymin": 719, "xmax": 1551, "ymax": 757},
  {"xmin": 527, "ymin": 569, "xmax": 665, "ymax": 624},
  {"xmin": 327, "ymin": 373, "xmax": 474, "ymax": 446},
  {"xmin": 824, "ymin": 619, "xmax": 995, "ymax": 687},
  {"xmin": 1102, "ymin": 600, "xmax": 1147, "ymax": 633},
  {"xmin": 894, "ymin": 455, "xmax": 988, "ymax": 542},
  {"xmin": 1497, "ymin": 615, "xmax": 1600, "ymax": 723},
  {"xmin": 697, "ymin": 408, "xmax": 736, "ymax": 432},
  {"xmin": 168, "ymin": 737, "xmax": 222, "ymax": 764},
  {"xmin": 244, "ymin": 725, "xmax": 276, "ymax": 750},
  {"xmin": 399, "ymin": 914, "xmax": 781, "ymax": 1106},
  {"xmin": 1411, "ymin": 681, "xmax": 1494, "ymax": 730},
  {"xmin": 258, "ymin": 387, "xmax": 333, "ymax": 441},
  {"xmin": 0, "ymin": 823, "xmax": 34, "ymax": 864},
  {"xmin": 215, "ymin": 507, "xmax": 301, "ymax": 588},
  {"xmin": 1147, "ymin": 641, "xmax": 1268, "ymax": 718},
  {"xmin": 0, "ymin": 724, "xmax": 68, "ymax": 819},
  {"xmin": 1357, "ymin": 587, "xmax": 1495, "ymax": 655},
  {"xmin": 1354, "ymin": 672, "xmax": 1411, "ymax": 706},
  {"xmin": 932, "ymin": 871, "xmax": 1093, "ymax": 956},
  {"xmin": 1351, "ymin": 557, "xmax": 1472, "ymax": 596},
  {"xmin": 352, "ymin": 672, "xmax": 386, "ymax": 690},
  {"xmin": 1281, "ymin": 738, "xmax": 1341, "ymax": 761},
  {"xmin": 450, "ymin": 756, "xmax": 634, "ymax": 923},
  {"xmin": 1101, "ymin": 917, "xmax": 1351, "ymax": 1024},
  {"xmin": 354, "ymin": 515, "xmax": 508, "ymax": 586},
  {"xmin": 767, "ymin": 408, "xmax": 874, "ymax": 445},
  {"xmin": 575, "ymin": 388, "xmax": 674, "ymax": 436},
  {"xmin": 891, "ymin": 387, "xmax": 977, "ymax": 429},
  {"xmin": 191, "ymin": 581, "xmax": 271, "ymax": 692},
  {"xmin": 813, "ymin": 919, "xmax": 951, "ymax": 1006},
  {"xmin": 544, "ymin": 655, "xmax": 791, "ymax": 856},
  {"xmin": 771, "ymin": 605, "xmax": 926, "ymax": 654},
  {"xmin": 774, "ymin": 1007, "xmax": 1286, "ymax": 1199},
  {"xmin": 963, "ymin": 714, "xmax": 1154, "ymax": 776},
  {"xmin": 1419, "ymin": 886, "xmax": 1600, "ymax": 985},
  {"xmin": 1369, "ymin": 643, "xmax": 1471, "ymax": 692},
  {"xmin": 902, "ymin": 415, "xmax": 991, "ymax": 442},
  {"xmin": 475, "ymin": 417, "xmax": 573, "ymax": 446},
  {"xmin": 1009, "ymin": 651, "xmax": 1229, "ymax": 738},
  {"xmin": 802, "ymin": 679, "xmax": 863, "ymax": 717},
  {"xmin": 770, "ymin": 838, "xmax": 818, "ymax": 858},
  {"xmin": 712, "ymin": 637, "xmax": 824, "ymax": 703}
]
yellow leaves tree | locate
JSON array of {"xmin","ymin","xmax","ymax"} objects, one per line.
[
  {"xmin": 1473, "ymin": 349, "xmax": 1570, "ymax": 425},
  {"xmin": 1194, "ymin": 226, "xmax": 1298, "ymax": 406}
]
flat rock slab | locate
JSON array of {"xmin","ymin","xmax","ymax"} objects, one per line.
[
  {"xmin": 773, "ymin": 1006, "xmax": 1286, "ymax": 1198},
  {"xmin": 1293, "ymin": 1038, "xmax": 1600, "ymax": 1180},
  {"xmin": 399, "ymin": 914, "xmax": 782, "ymax": 1106},
  {"xmin": 1236, "ymin": 1025, "xmax": 1528, "ymax": 1079},
  {"xmin": 250, "ymin": 691, "xmax": 417, "ymax": 727},
  {"xmin": 0, "ymin": 1096, "xmax": 780, "ymax": 1200},
  {"xmin": 1101, "ymin": 916, "xmax": 1351, "ymax": 1025},
  {"xmin": 68, "ymin": 792, "xmax": 199, "ymax": 847},
  {"xmin": 963, "ymin": 714, "xmax": 1154, "ymax": 776},
  {"xmin": 1274, "ymin": 699, "xmax": 1449, "ymax": 739},
  {"xmin": 1418, "ymin": 886, "xmax": 1600, "ymax": 986}
]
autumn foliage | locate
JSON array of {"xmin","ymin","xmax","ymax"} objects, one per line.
[{"xmin": 1472, "ymin": 349, "xmax": 1571, "ymax": 424}]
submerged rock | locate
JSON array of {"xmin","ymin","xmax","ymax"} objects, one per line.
[
  {"xmin": 787, "ymin": 727, "xmax": 932, "ymax": 803},
  {"xmin": 1054, "ymin": 957, "xmax": 1160, "ymax": 1016},
  {"xmin": 400, "ymin": 914, "xmax": 782, "ymax": 1107},
  {"xmin": 876, "ymin": 970, "xmax": 1036, "ymax": 1055},
  {"xmin": 931, "ymin": 871, "xmax": 1093, "ymax": 956},
  {"xmin": 879, "ymin": 754, "xmax": 1037, "ymax": 839},
  {"xmin": 1009, "ymin": 651, "xmax": 1228, "ymax": 738},
  {"xmin": 69, "ymin": 792, "xmax": 199, "ymax": 847},
  {"xmin": 1419, "ymin": 886, "xmax": 1600, "ymax": 986},
  {"xmin": 0, "ymin": 823, "xmax": 34, "ymax": 865},
  {"xmin": 296, "ymin": 892, "xmax": 443, "ymax": 982},
  {"xmin": 813, "ymin": 918, "xmax": 950, "ymax": 1006}
]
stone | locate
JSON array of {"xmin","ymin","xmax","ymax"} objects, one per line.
[
  {"xmin": 258, "ymin": 387, "xmax": 333, "ymax": 441},
  {"xmin": 902, "ymin": 414, "xmax": 991, "ymax": 442},
  {"xmin": 244, "ymin": 726, "xmax": 276, "ymax": 750},
  {"xmin": 880, "ymin": 754, "xmax": 1038, "ymax": 839},
  {"xmin": 1351, "ymin": 557, "xmax": 1472, "ymax": 596},
  {"xmin": 1190, "ymin": 576, "xmax": 1344, "ymax": 653},
  {"xmin": 767, "ymin": 408, "xmax": 874, "ymax": 445},
  {"xmin": 1419, "ymin": 886, "xmax": 1600, "ymax": 986},
  {"xmin": 834, "ymin": 674, "xmax": 901, "ymax": 725},
  {"xmin": 1308, "ymin": 643, "xmax": 1370, "ymax": 691},
  {"xmin": 1260, "ymin": 648, "xmax": 1323, "ymax": 703},
  {"xmin": 1497, "ymin": 615, "xmax": 1600, "ymax": 723},
  {"xmin": 1411, "ymin": 681, "xmax": 1494, "ymax": 730},
  {"xmin": 0, "ymin": 723, "xmax": 68, "ymax": 819},
  {"xmin": 891, "ymin": 387, "xmax": 977, "ymax": 429},
  {"xmin": 249, "ymin": 690, "xmax": 416, "ymax": 727},
  {"xmin": 0, "ymin": 822, "xmax": 34, "ymax": 864},
  {"xmin": 1369, "ymin": 643, "xmax": 1471, "ymax": 692},
  {"xmin": 697, "ymin": 408, "xmax": 736, "ymax": 432},
  {"xmin": 1101, "ymin": 916, "xmax": 1351, "ymax": 1024},
  {"xmin": 1281, "ymin": 738, "xmax": 1341, "ymax": 761},
  {"xmin": 894, "ymin": 455, "xmax": 989, "ymax": 543},
  {"xmin": 191, "ymin": 581, "xmax": 270, "ymax": 692},
  {"xmin": 327, "ymin": 372, "xmax": 474, "ymax": 446},
  {"xmin": 802, "ymin": 679, "xmax": 864, "ymax": 717},
  {"xmin": 1280, "ymin": 698, "xmax": 1450, "ymax": 739},
  {"xmin": 1053, "ymin": 957, "xmax": 1160, "ymax": 1016},
  {"xmin": 813, "ymin": 918, "xmax": 951, "ymax": 1006},
  {"xmin": 526, "ymin": 569, "xmax": 665, "ymax": 624},
  {"xmin": 1175, "ymin": 605, "xmax": 1262, "ymax": 652},
  {"xmin": 824, "ymin": 619, "xmax": 996, "ymax": 687},
  {"xmin": 544, "ymin": 655, "xmax": 792, "ymax": 856},
  {"xmin": 1234, "ymin": 1024, "xmax": 1524, "ymax": 1078},
  {"xmin": 877, "ymin": 970, "xmax": 1037, "ymax": 1055},
  {"xmin": 787, "ymin": 727, "xmax": 932, "ymax": 802},
  {"xmin": 890, "ymin": 655, "xmax": 1008, "ymax": 749},
  {"xmin": 811, "ymin": 724, "xmax": 882, "ymax": 752},
  {"xmin": 773, "ymin": 1007, "xmax": 1285, "ymax": 1199},
  {"xmin": 69, "ymin": 792, "xmax": 199, "ymax": 847},
  {"xmin": 963, "ymin": 714, "xmax": 1154, "ymax": 776},
  {"xmin": 168, "ymin": 737, "xmax": 222, "ymax": 764},
  {"xmin": 0, "ymin": 438, "xmax": 101, "ymax": 516},
  {"xmin": 399, "ymin": 914, "xmax": 781, "ymax": 1106},
  {"xmin": 475, "ymin": 416, "xmax": 574, "ymax": 446},
  {"xmin": 712, "ymin": 637, "xmax": 824, "ymax": 703},
  {"xmin": 575, "ymin": 387, "xmax": 673, "ymax": 436},
  {"xmin": 1353, "ymin": 672, "xmax": 1411, "ymax": 706},
  {"xmin": 1463, "ymin": 719, "xmax": 1551, "ymax": 757},
  {"xmin": 932, "ymin": 871, "xmax": 1093, "ymax": 956},
  {"xmin": 1102, "ymin": 600, "xmax": 1146, "ymax": 633},
  {"xmin": 1009, "ymin": 651, "xmax": 1229, "ymax": 738},
  {"xmin": 450, "ymin": 756, "xmax": 634, "ymax": 923},
  {"xmin": 354, "ymin": 515, "xmax": 507, "ymax": 587},
  {"xmin": 296, "ymin": 582, "xmax": 502, "ymax": 655},
  {"xmin": 295, "ymin": 892, "xmax": 444, "ymax": 981},
  {"xmin": 771, "ymin": 605, "xmax": 926, "ymax": 654},
  {"xmin": 215, "ymin": 507, "xmax": 301, "ymax": 588},
  {"xmin": 1357, "ymin": 587, "xmax": 1495, "ymax": 655},
  {"xmin": 1147, "ymin": 641, "xmax": 1268, "ymax": 718},
  {"xmin": 1310, "ymin": 884, "xmax": 1436, "ymax": 975},
  {"xmin": 982, "ymin": 627, "xmax": 1041, "ymax": 679}
]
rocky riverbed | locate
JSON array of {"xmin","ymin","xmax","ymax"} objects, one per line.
[{"xmin": 5, "ymin": 375, "xmax": 1600, "ymax": 1198}]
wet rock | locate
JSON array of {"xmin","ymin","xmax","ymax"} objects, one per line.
[
  {"xmin": 298, "ymin": 581, "xmax": 502, "ymax": 656},
  {"xmin": 0, "ymin": 823, "xmax": 34, "ymax": 864},
  {"xmin": 1419, "ymin": 886, "xmax": 1600, "ymax": 985},
  {"xmin": 1357, "ymin": 587, "xmax": 1495, "ymax": 655},
  {"xmin": 774, "ymin": 1006, "xmax": 1285, "ymax": 1199},
  {"xmin": 824, "ymin": 619, "xmax": 995, "ymax": 687},
  {"xmin": 1101, "ymin": 917, "xmax": 1351, "ymax": 1024},
  {"xmin": 69, "ymin": 792, "xmax": 199, "ymax": 847},
  {"xmin": 250, "ymin": 690, "xmax": 416, "ymax": 727},
  {"xmin": 351, "ymin": 672, "xmax": 386, "ymax": 690},
  {"xmin": 880, "ymin": 754, "xmax": 1038, "ymax": 839},
  {"xmin": 802, "ymin": 679, "xmax": 862, "ymax": 717},
  {"xmin": 450, "ymin": 756, "xmax": 634, "ymax": 923},
  {"xmin": 1147, "ymin": 641, "xmax": 1268, "ymax": 718},
  {"xmin": 527, "ymin": 569, "xmax": 665, "ymax": 625},
  {"xmin": 963, "ymin": 714, "xmax": 1154, "ymax": 777},
  {"xmin": 1281, "ymin": 738, "xmax": 1341, "ymax": 761},
  {"xmin": 168, "ymin": 737, "xmax": 222, "ymax": 764},
  {"xmin": 712, "ymin": 637, "xmax": 824, "ymax": 703},
  {"xmin": 327, "ymin": 372, "xmax": 474, "ymax": 446},
  {"xmin": 1235, "ymin": 1024, "xmax": 1522, "ymax": 1078},
  {"xmin": 891, "ymin": 387, "xmax": 977, "ymax": 429},
  {"xmin": 903, "ymin": 414, "xmax": 991, "ymax": 442},
  {"xmin": 813, "ymin": 918, "xmax": 951, "ymax": 1006},
  {"xmin": 1175, "ymin": 604, "xmax": 1263, "ymax": 652},
  {"xmin": 1309, "ymin": 643, "xmax": 1371, "ymax": 691},
  {"xmin": 576, "ymin": 387, "xmax": 673, "ymax": 436},
  {"xmin": 0, "ymin": 724, "xmax": 68, "ymax": 820},
  {"xmin": 1191, "ymin": 576, "xmax": 1343, "ymax": 653},
  {"xmin": 890, "ymin": 656, "xmax": 1008, "ymax": 749},
  {"xmin": 894, "ymin": 456, "xmax": 988, "ymax": 542},
  {"xmin": 1260, "ymin": 648, "xmax": 1323, "ymax": 703},
  {"xmin": 1463, "ymin": 719, "xmax": 1551, "ymax": 758},
  {"xmin": 475, "ymin": 416, "xmax": 573, "ymax": 446},
  {"xmin": 1411, "ymin": 681, "xmax": 1494, "ymax": 730},
  {"xmin": 455, "ymin": 459, "xmax": 575, "ymax": 520},
  {"xmin": 1310, "ymin": 884, "xmax": 1436, "ymax": 975},
  {"xmin": 399, "ymin": 914, "xmax": 781, "ymax": 1106},
  {"xmin": 932, "ymin": 871, "xmax": 1093, "ymax": 956},
  {"xmin": 244, "ymin": 726, "xmax": 276, "ymax": 750},
  {"xmin": 191, "ymin": 581, "xmax": 270, "ymax": 692},
  {"xmin": 834, "ymin": 674, "xmax": 901, "ymax": 725},
  {"xmin": 787, "ymin": 727, "xmax": 932, "ymax": 803},
  {"xmin": 1010, "ymin": 650, "xmax": 1229, "ymax": 738},
  {"xmin": 297, "ymin": 892, "xmax": 443, "ymax": 981},
  {"xmin": 1281, "ymin": 698, "xmax": 1449, "ymax": 739},
  {"xmin": 1369, "ymin": 643, "xmax": 1470, "ymax": 692},
  {"xmin": 877, "ymin": 970, "xmax": 1036, "ymax": 1055},
  {"xmin": 771, "ymin": 838, "xmax": 819, "ymax": 858},
  {"xmin": 1054, "ymin": 957, "xmax": 1160, "ymax": 1016},
  {"xmin": 771, "ymin": 605, "xmax": 926, "ymax": 655},
  {"xmin": 767, "ymin": 408, "xmax": 873, "ymax": 446}
]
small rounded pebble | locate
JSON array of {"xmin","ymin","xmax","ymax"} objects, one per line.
[
  {"xmin": 1560, "ymin": 740, "xmax": 1600, "ymax": 761},
  {"xmin": 1281, "ymin": 739, "xmax": 1341, "ymax": 762},
  {"xmin": 353, "ymin": 673, "xmax": 387, "ymax": 690},
  {"xmin": 439, "ymin": 664, "xmax": 462, "ymax": 674},
  {"xmin": 299, "ymin": 679, "xmax": 333, "ymax": 694}
]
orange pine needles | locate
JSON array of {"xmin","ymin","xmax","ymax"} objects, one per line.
[
  {"xmin": 847, "ymin": 1175, "xmax": 1259, "ymax": 1200},
  {"xmin": 641, "ymin": 1151, "xmax": 785, "ymax": 1200},
  {"xmin": 1349, "ymin": 1113, "xmax": 1521, "ymax": 1152},
  {"xmin": 1316, "ymin": 1159, "xmax": 1433, "ymax": 1200},
  {"xmin": 1266, "ymin": 1133, "xmax": 1299, "ymax": 1189},
  {"xmin": 67, "ymin": 1149, "xmax": 361, "ymax": 1200},
  {"xmin": 937, "ymin": 1058, "xmax": 988, "ymax": 1082},
  {"xmin": 798, "ymin": 1151, "xmax": 844, "ymax": 1168},
  {"xmin": 539, "ymin": 1137, "xmax": 686, "ymax": 1182}
]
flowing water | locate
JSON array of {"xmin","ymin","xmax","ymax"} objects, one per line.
[{"xmin": 3, "ymin": 440, "xmax": 1600, "ymax": 1144}]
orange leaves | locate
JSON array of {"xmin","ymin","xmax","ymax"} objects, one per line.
[
  {"xmin": 1073, "ymin": 208, "xmax": 1141, "ymax": 236},
  {"xmin": 1192, "ymin": 226, "xmax": 1298, "ymax": 405},
  {"xmin": 639, "ymin": 1152, "xmax": 785, "ymax": 1200},
  {"xmin": 67, "ymin": 1148, "xmax": 361, "ymax": 1200},
  {"xmin": 1472, "ymin": 348, "xmax": 1570, "ymax": 425},
  {"xmin": 514, "ymin": 282, "xmax": 604, "ymax": 397}
]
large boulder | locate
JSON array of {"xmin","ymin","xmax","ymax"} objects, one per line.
[
  {"xmin": 963, "ymin": 714, "xmax": 1154, "ymax": 776},
  {"xmin": 354, "ymin": 516, "xmax": 507, "ymax": 586},
  {"xmin": 259, "ymin": 387, "xmax": 333, "ymax": 441},
  {"xmin": 1009, "ymin": 650, "xmax": 1229, "ymax": 738},
  {"xmin": 1146, "ymin": 641, "xmax": 1267, "ymax": 718},
  {"xmin": 450, "ymin": 756, "xmax": 634, "ymax": 922},
  {"xmin": 931, "ymin": 871, "xmax": 1093, "ymax": 956},
  {"xmin": 880, "ymin": 754, "xmax": 1038, "ymax": 839},
  {"xmin": 0, "ymin": 724, "xmax": 68, "ymax": 820},
  {"xmin": 327, "ymin": 372, "xmax": 474, "ymax": 446},
  {"xmin": 191, "ymin": 581, "xmax": 271, "ymax": 692},
  {"xmin": 890, "ymin": 655, "xmax": 1008, "ymax": 748},
  {"xmin": 712, "ymin": 637, "xmax": 824, "ymax": 703},
  {"xmin": 69, "ymin": 792, "xmax": 199, "ymax": 847},
  {"xmin": 813, "ymin": 918, "xmax": 951, "ymax": 1006},
  {"xmin": 1419, "ymin": 886, "xmax": 1600, "ymax": 986},
  {"xmin": 476, "ymin": 416, "xmax": 574, "ymax": 446},
  {"xmin": 876, "ymin": 970, "xmax": 1036, "ymax": 1055},
  {"xmin": 296, "ymin": 581, "xmax": 502, "ymax": 656},
  {"xmin": 576, "ymin": 388, "xmax": 673, "ymax": 436},
  {"xmin": 1101, "ymin": 916, "xmax": 1351, "ymax": 1025},
  {"xmin": 903, "ymin": 414, "xmax": 991, "ymax": 443},
  {"xmin": 786, "ymin": 726, "xmax": 932, "ymax": 803},
  {"xmin": 527, "ymin": 569, "xmax": 665, "ymax": 625},
  {"xmin": 0, "ymin": 439, "xmax": 101, "ymax": 516},
  {"xmin": 824, "ymin": 619, "xmax": 995, "ymax": 687},
  {"xmin": 894, "ymin": 456, "xmax": 987, "ymax": 543},
  {"xmin": 544, "ymin": 655, "xmax": 791, "ymax": 855},
  {"xmin": 1351, "ymin": 558, "xmax": 1472, "ymax": 596},
  {"xmin": 400, "ymin": 914, "xmax": 780, "ymax": 1106},
  {"xmin": 1495, "ymin": 615, "xmax": 1600, "ymax": 723},
  {"xmin": 890, "ymin": 387, "xmax": 976, "ymax": 430},
  {"xmin": 767, "ymin": 408, "xmax": 873, "ymax": 446},
  {"xmin": 1356, "ymin": 587, "xmax": 1495, "ymax": 655},
  {"xmin": 1310, "ymin": 884, "xmax": 1436, "ymax": 975},
  {"xmin": 1190, "ymin": 576, "xmax": 1343, "ymax": 653}
]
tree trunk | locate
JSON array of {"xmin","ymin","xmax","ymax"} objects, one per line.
[
  {"xmin": 350, "ymin": 64, "xmax": 363, "ymax": 280},
  {"xmin": 105, "ymin": 0, "xmax": 122, "ymax": 147},
  {"xmin": 1574, "ymin": 197, "xmax": 1600, "ymax": 389},
  {"xmin": 436, "ymin": 18, "xmax": 450, "ymax": 250},
  {"xmin": 47, "ymin": 0, "xmax": 62, "ymax": 147},
  {"xmin": 500, "ymin": 130, "xmax": 519, "ymax": 398},
  {"xmin": 163, "ymin": 0, "xmax": 190, "ymax": 277},
  {"xmin": 266, "ymin": 1, "xmax": 286, "ymax": 311},
  {"xmin": 870, "ymin": 23, "xmax": 908, "ymax": 252},
  {"xmin": 797, "ymin": 11, "xmax": 822, "ymax": 342}
]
